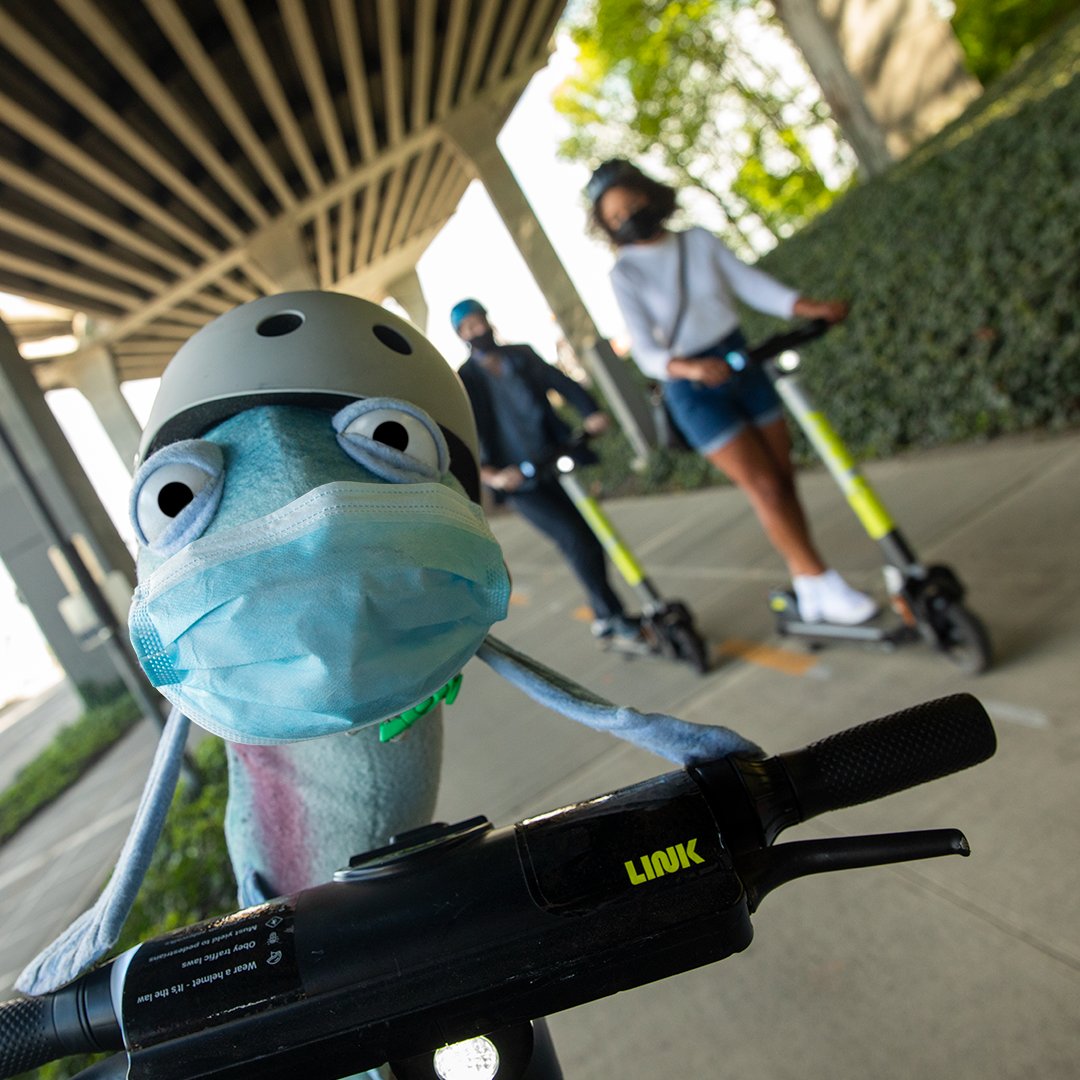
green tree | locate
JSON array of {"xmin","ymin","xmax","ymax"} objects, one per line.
[
  {"xmin": 553, "ymin": 0, "xmax": 853, "ymax": 253},
  {"xmin": 951, "ymin": 0, "xmax": 1080, "ymax": 84}
]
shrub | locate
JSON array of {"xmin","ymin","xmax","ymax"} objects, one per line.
[
  {"xmin": 951, "ymin": 0, "xmax": 1080, "ymax": 85},
  {"xmin": 740, "ymin": 13, "xmax": 1080, "ymax": 463},
  {"xmin": 0, "ymin": 696, "xmax": 141, "ymax": 846},
  {"xmin": 19, "ymin": 738, "xmax": 233, "ymax": 1080}
]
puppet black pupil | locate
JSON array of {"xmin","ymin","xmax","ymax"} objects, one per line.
[
  {"xmin": 373, "ymin": 420, "xmax": 410, "ymax": 451},
  {"xmin": 158, "ymin": 482, "xmax": 195, "ymax": 517}
]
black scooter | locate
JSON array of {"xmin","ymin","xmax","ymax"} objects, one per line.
[
  {"xmin": 0, "ymin": 693, "xmax": 997, "ymax": 1079},
  {"xmin": 735, "ymin": 321, "xmax": 992, "ymax": 674}
]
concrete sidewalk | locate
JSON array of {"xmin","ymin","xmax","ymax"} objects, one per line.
[{"xmin": 1, "ymin": 430, "xmax": 1077, "ymax": 1078}]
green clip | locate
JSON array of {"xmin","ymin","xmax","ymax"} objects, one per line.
[{"xmin": 379, "ymin": 673, "xmax": 463, "ymax": 743}]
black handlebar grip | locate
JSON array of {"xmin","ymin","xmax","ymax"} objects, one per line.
[
  {"xmin": 745, "ymin": 319, "xmax": 830, "ymax": 364},
  {"xmin": 0, "ymin": 995, "xmax": 64, "ymax": 1078},
  {"xmin": 779, "ymin": 693, "xmax": 996, "ymax": 823}
]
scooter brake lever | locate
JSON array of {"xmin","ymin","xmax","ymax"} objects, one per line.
[{"xmin": 734, "ymin": 828, "xmax": 970, "ymax": 912}]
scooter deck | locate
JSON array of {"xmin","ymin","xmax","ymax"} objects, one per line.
[
  {"xmin": 770, "ymin": 588, "xmax": 919, "ymax": 648},
  {"xmin": 776, "ymin": 617, "xmax": 918, "ymax": 646}
]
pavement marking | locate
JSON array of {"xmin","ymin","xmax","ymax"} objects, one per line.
[
  {"xmin": 572, "ymin": 606, "xmax": 593, "ymax": 623},
  {"xmin": 982, "ymin": 699, "xmax": 1051, "ymax": 729},
  {"xmin": 0, "ymin": 798, "xmax": 140, "ymax": 896},
  {"xmin": 714, "ymin": 637, "xmax": 819, "ymax": 676},
  {"xmin": 508, "ymin": 590, "xmax": 530, "ymax": 607}
]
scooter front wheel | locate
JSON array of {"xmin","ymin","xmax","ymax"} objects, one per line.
[{"xmin": 932, "ymin": 601, "xmax": 993, "ymax": 675}]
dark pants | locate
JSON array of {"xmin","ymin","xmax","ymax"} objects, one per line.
[{"xmin": 509, "ymin": 480, "xmax": 624, "ymax": 621}]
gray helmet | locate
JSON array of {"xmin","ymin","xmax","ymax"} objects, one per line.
[
  {"xmin": 138, "ymin": 291, "xmax": 481, "ymax": 499},
  {"xmin": 585, "ymin": 158, "xmax": 648, "ymax": 205}
]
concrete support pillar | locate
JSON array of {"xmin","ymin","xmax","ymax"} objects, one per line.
[
  {"xmin": 384, "ymin": 268, "xmax": 430, "ymax": 333},
  {"xmin": 440, "ymin": 105, "xmax": 654, "ymax": 461},
  {"xmin": 63, "ymin": 345, "xmax": 143, "ymax": 473},
  {"xmin": 776, "ymin": 0, "xmax": 980, "ymax": 167},
  {"xmin": 815, "ymin": 0, "xmax": 981, "ymax": 158},
  {"xmin": 774, "ymin": 0, "xmax": 894, "ymax": 175},
  {"xmin": 0, "ymin": 317, "xmax": 140, "ymax": 702}
]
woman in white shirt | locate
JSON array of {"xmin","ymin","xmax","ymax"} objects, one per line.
[{"xmin": 587, "ymin": 159, "xmax": 875, "ymax": 626}]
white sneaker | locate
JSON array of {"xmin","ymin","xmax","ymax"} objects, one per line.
[{"xmin": 792, "ymin": 570, "xmax": 879, "ymax": 626}]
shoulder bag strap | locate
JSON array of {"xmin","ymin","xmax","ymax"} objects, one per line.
[{"xmin": 666, "ymin": 230, "xmax": 690, "ymax": 352}]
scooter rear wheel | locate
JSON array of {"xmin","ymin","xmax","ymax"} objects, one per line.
[
  {"xmin": 933, "ymin": 602, "xmax": 992, "ymax": 675},
  {"xmin": 644, "ymin": 602, "xmax": 711, "ymax": 674},
  {"xmin": 660, "ymin": 613, "xmax": 712, "ymax": 669},
  {"xmin": 667, "ymin": 621, "xmax": 711, "ymax": 675}
]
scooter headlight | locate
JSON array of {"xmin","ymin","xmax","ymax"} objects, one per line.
[
  {"xmin": 433, "ymin": 1035, "xmax": 500, "ymax": 1079},
  {"xmin": 777, "ymin": 349, "xmax": 801, "ymax": 372}
]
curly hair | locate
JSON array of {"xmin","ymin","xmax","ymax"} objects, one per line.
[{"xmin": 588, "ymin": 169, "xmax": 678, "ymax": 244}]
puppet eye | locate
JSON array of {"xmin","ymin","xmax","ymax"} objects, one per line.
[
  {"xmin": 333, "ymin": 399, "xmax": 448, "ymax": 482},
  {"xmin": 130, "ymin": 441, "xmax": 224, "ymax": 554},
  {"xmin": 341, "ymin": 407, "xmax": 442, "ymax": 471}
]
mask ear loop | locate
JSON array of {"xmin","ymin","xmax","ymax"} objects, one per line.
[
  {"xmin": 17, "ymin": 708, "xmax": 191, "ymax": 996},
  {"xmin": 476, "ymin": 636, "xmax": 760, "ymax": 764}
]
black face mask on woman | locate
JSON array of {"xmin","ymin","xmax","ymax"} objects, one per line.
[
  {"xmin": 467, "ymin": 329, "xmax": 498, "ymax": 355},
  {"xmin": 612, "ymin": 204, "xmax": 666, "ymax": 245}
]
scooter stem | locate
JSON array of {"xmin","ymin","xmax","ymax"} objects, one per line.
[{"xmin": 769, "ymin": 365, "xmax": 897, "ymax": 545}]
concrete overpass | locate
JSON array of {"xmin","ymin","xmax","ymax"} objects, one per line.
[{"xmin": 0, "ymin": 0, "xmax": 652, "ymax": 696}]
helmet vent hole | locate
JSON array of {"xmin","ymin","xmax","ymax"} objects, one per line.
[
  {"xmin": 372, "ymin": 324, "xmax": 413, "ymax": 354},
  {"xmin": 372, "ymin": 420, "xmax": 410, "ymax": 451},
  {"xmin": 256, "ymin": 311, "xmax": 304, "ymax": 337}
]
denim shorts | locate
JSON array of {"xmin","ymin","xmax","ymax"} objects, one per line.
[{"xmin": 663, "ymin": 328, "xmax": 784, "ymax": 453}]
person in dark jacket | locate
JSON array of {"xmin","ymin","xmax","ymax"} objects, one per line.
[{"xmin": 451, "ymin": 298, "xmax": 639, "ymax": 641}]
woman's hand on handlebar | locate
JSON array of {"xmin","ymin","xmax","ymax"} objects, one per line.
[
  {"xmin": 582, "ymin": 411, "xmax": 610, "ymax": 437},
  {"xmin": 667, "ymin": 356, "xmax": 732, "ymax": 387},
  {"xmin": 793, "ymin": 297, "xmax": 850, "ymax": 323}
]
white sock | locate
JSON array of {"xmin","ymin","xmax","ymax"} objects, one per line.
[{"xmin": 792, "ymin": 569, "xmax": 878, "ymax": 625}]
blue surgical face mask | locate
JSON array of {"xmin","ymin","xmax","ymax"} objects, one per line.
[{"xmin": 129, "ymin": 480, "xmax": 510, "ymax": 744}]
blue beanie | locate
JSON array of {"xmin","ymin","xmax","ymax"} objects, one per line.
[{"xmin": 450, "ymin": 298, "xmax": 486, "ymax": 331}]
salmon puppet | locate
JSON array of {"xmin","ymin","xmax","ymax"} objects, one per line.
[{"xmin": 17, "ymin": 294, "xmax": 757, "ymax": 1056}]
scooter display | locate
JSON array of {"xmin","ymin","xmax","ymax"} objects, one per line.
[
  {"xmin": 0, "ymin": 693, "xmax": 996, "ymax": 1080},
  {"xmin": 518, "ymin": 434, "xmax": 710, "ymax": 674},
  {"xmin": 734, "ymin": 321, "xmax": 992, "ymax": 674}
]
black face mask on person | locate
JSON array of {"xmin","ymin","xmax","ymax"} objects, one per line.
[
  {"xmin": 611, "ymin": 204, "xmax": 666, "ymax": 245},
  {"xmin": 467, "ymin": 329, "xmax": 498, "ymax": 354}
]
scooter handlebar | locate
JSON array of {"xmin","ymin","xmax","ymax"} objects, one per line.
[
  {"xmin": 0, "ymin": 964, "xmax": 118, "ymax": 1079},
  {"xmin": 0, "ymin": 695, "xmax": 997, "ymax": 1080},
  {"xmin": 0, "ymin": 995, "xmax": 60, "ymax": 1077},
  {"xmin": 518, "ymin": 430, "xmax": 592, "ymax": 479},
  {"xmin": 779, "ymin": 693, "xmax": 996, "ymax": 822},
  {"xmin": 744, "ymin": 319, "xmax": 831, "ymax": 365},
  {"xmin": 692, "ymin": 693, "xmax": 996, "ymax": 856}
]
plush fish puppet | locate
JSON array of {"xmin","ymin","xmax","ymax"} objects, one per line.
[
  {"xmin": 126, "ymin": 291, "xmax": 507, "ymax": 903},
  {"xmin": 18, "ymin": 293, "xmax": 757, "ymax": 1032}
]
